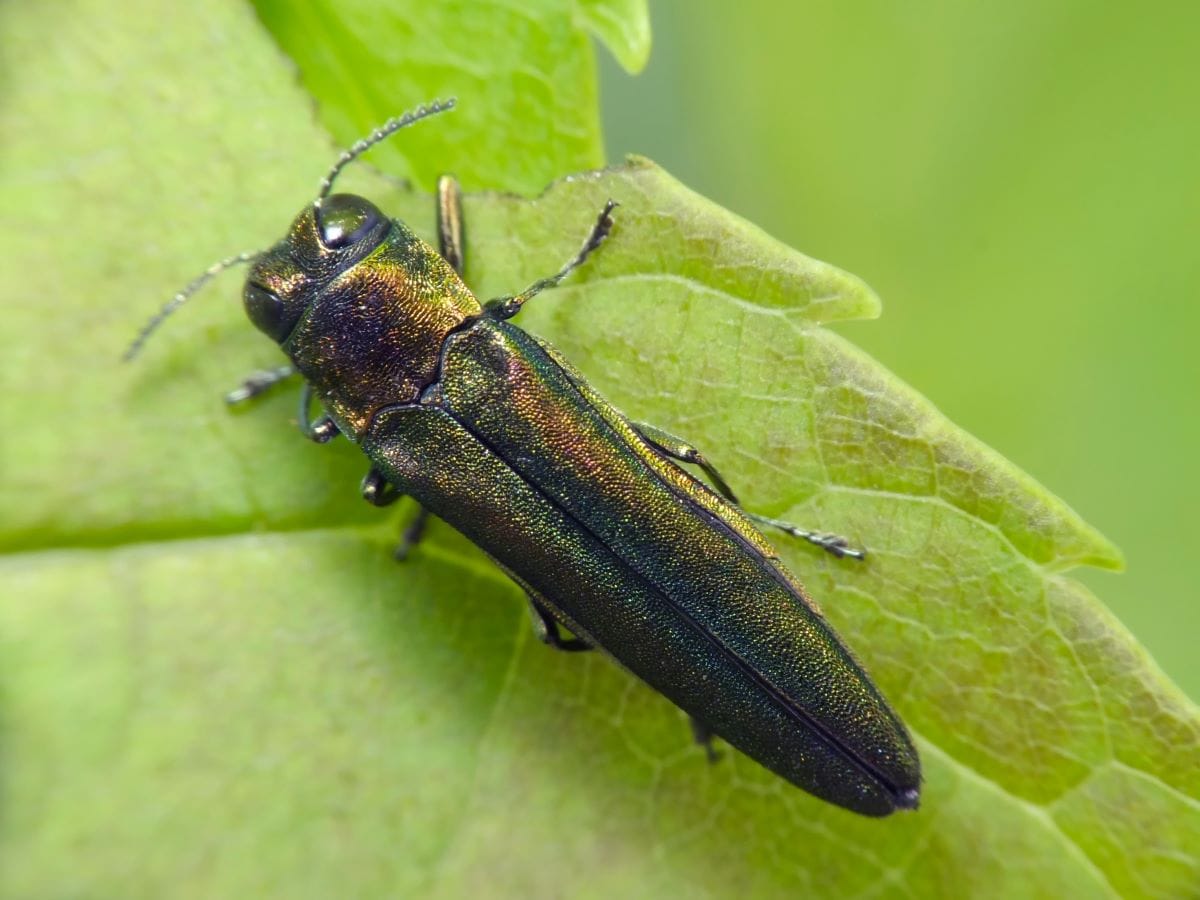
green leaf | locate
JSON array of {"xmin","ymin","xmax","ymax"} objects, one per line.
[
  {"xmin": 249, "ymin": 0, "xmax": 650, "ymax": 193},
  {"xmin": 575, "ymin": 0, "xmax": 652, "ymax": 73},
  {"xmin": 2, "ymin": 2, "xmax": 1197, "ymax": 898}
]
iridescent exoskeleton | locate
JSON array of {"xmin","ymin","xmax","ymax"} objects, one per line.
[{"xmin": 128, "ymin": 101, "xmax": 921, "ymax": 816}]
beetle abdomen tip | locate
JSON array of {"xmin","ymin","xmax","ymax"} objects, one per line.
[{"xmin": 895, "ymin": 787, "xmax": 921, "ymax": 811}]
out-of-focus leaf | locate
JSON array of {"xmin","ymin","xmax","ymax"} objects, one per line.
[{"xmin": 250, "ymin": 0, "xmax": 650, "ymax": 193}]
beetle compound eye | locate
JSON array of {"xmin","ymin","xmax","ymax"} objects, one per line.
[
  {"xmin": 243, "ymin": 283, "xmax": 291, "ymax": 342},
  {"xmin": 317, "ymin": 194, "xmax": 384, "ymax": 249}
]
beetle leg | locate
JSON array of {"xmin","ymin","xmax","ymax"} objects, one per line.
[
  {"xmin": 689, "ymin": 716, "xmax": 722, "ymax": 764},
  {"xmin": 526, "ymin": 595, "xmax": 593, "ymax": 652},
  {"xmin": 633, "ymin": 421, "xmax": 866, "ymax": 561},
  {"xmin": 436, "ymin": 175, "xmax": 465, "ymax": 275},
  {"xmin": 360, "ymin": 468, "xmax": 432, "ymax": 561},
  {"xmin": 224, "ymin": 364, "xmax": 296, "ymax": 405},
  {"xmin": 298, "ymin": 382, "xmax": 339, "ymax": 443},
  {"xmin": 484, "ymin": 200, "xmax": 617, "ymax": 321},
  {"xmin": 393, "ymin": 508, "xmax": 431, "ymax": 562},
  {"xmin": 361, "ymin": 466, "xmax": 403, "ymax": 507},
  {"xmin": 633, "ymin": 421, "xmax": 740, "ymax": 504}
]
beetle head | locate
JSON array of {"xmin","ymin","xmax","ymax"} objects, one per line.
[
  {"xmin": 244, "ymin": 194, "xmax": 391, "ymax": 344},
  {"xmin": 124, "ymin": 100, "xmax": 455, "ymax": 363}
]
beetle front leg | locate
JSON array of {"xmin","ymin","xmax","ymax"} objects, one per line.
[
  {"xmin": 437, "ymin": 174, "xmax": 465, "ymax": 275},
  {"xmin": 298, "ymin": 382, "xmax": 339, "ymax": 443},
  {"xmin": 633, "ymin": 421, "xmax": 865, "ymax": 561},
  {"xmin": 224, "ymin": 364, "xmax": 296, "ymax": 405},
  {"xmin": 484, "ymin": 200, "xmax": 617, "ymax": 321},
  {"xmin": 526, "ymin": 594, "xmax": 593, "ymax": 652},
  {"xmin": 441, "ymin": 171, "xmax": 611, "ymax": 322}
]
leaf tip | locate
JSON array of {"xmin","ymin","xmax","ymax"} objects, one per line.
[
  {"xmin": 836, "ymin": 269, "xmax": 883, "ymax": 322},
  {"xmin": 576, "ymin": 0, "xmax": 652, "ymax": 74},
  {"xmin": 1082, "ymin": 532, "xmax": 1126, "ymax": 572}
]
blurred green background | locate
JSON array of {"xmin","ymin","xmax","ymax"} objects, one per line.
[{"xmin": 600, "ymin": 0, "xmax": 1199, "ymax": 700}]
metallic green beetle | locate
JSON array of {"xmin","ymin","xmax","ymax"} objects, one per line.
[{"xmin": 129, "ymin": 101, "xmax": 921, "ymax": 817}]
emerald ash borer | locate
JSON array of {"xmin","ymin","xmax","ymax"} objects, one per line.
[{"xmin": 127, "ymin": 100, "xmax": 921, "ymax": 817}]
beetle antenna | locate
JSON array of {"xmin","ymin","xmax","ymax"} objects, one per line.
[
  {"xmin": 317, "ymin": 97, "xmax": 457, "ymax": 201},
  {"xmin": 126, "ymin": 100, "xmax": 455, "ymax": 362},
  {"xmin": 123, "ymin": 250, "xmax": 260, "ymax": 361}
]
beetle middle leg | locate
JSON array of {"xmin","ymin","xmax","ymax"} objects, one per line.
[
  {"xmin": 360, "ymin": 467, "xmax": 432, "ymax": 561},
  {"xmin": 361, "ymin": 466, "xmax": 403, "ymax": 507},
  {"xmin": 392, "ymin": 509, "xmax": 431, "ymax": 562},
  {"xmin": 633, "ymin": 421, "xmax": 865, "ymax": 560},
  {"xmin": 437, "ymin": 181, "xmax": 596, "ymax": 645},
  {"xmin": 634, "ymin": 421, "xmax": 740, "ymax": 503}
]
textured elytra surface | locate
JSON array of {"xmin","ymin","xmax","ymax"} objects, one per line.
[{"xmin": 1, "ymin": 1, "xmax": 1197, "ymax": 898}]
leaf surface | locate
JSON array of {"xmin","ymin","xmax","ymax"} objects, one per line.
[{"xmin": 1, "ymin": 2, "xmax": 1196, "ymax": 898}]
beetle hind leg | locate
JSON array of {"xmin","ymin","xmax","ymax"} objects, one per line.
[
  {"xmin": 633, "ymin": 421, "xmax": 865, "ymax": 560},
  {"xmin": 393, "ymin": 509, "xmax": 430, "ymax": 562},
  {"xmin": 360, "ymin": 467, "xmax": 432, "ymax": 561},
  {"xmin": 689, "ymin": 717, "xmax": 722, "ymax": 764},
  {"xmin": 526, "ymin": 594, "xmax": 593, "ymax": 652},
  {"xmin": 633, "ymin": 421, "xmax": 740, "ymax": 504}
]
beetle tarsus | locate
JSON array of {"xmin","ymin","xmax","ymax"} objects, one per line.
[
  {"xmin": 748, "ymin": 515, "xmax": 866, "ymax": 561},
  {"xmin": 225, "ymin": 364, "xmax": 296, "ymax": 405}
]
